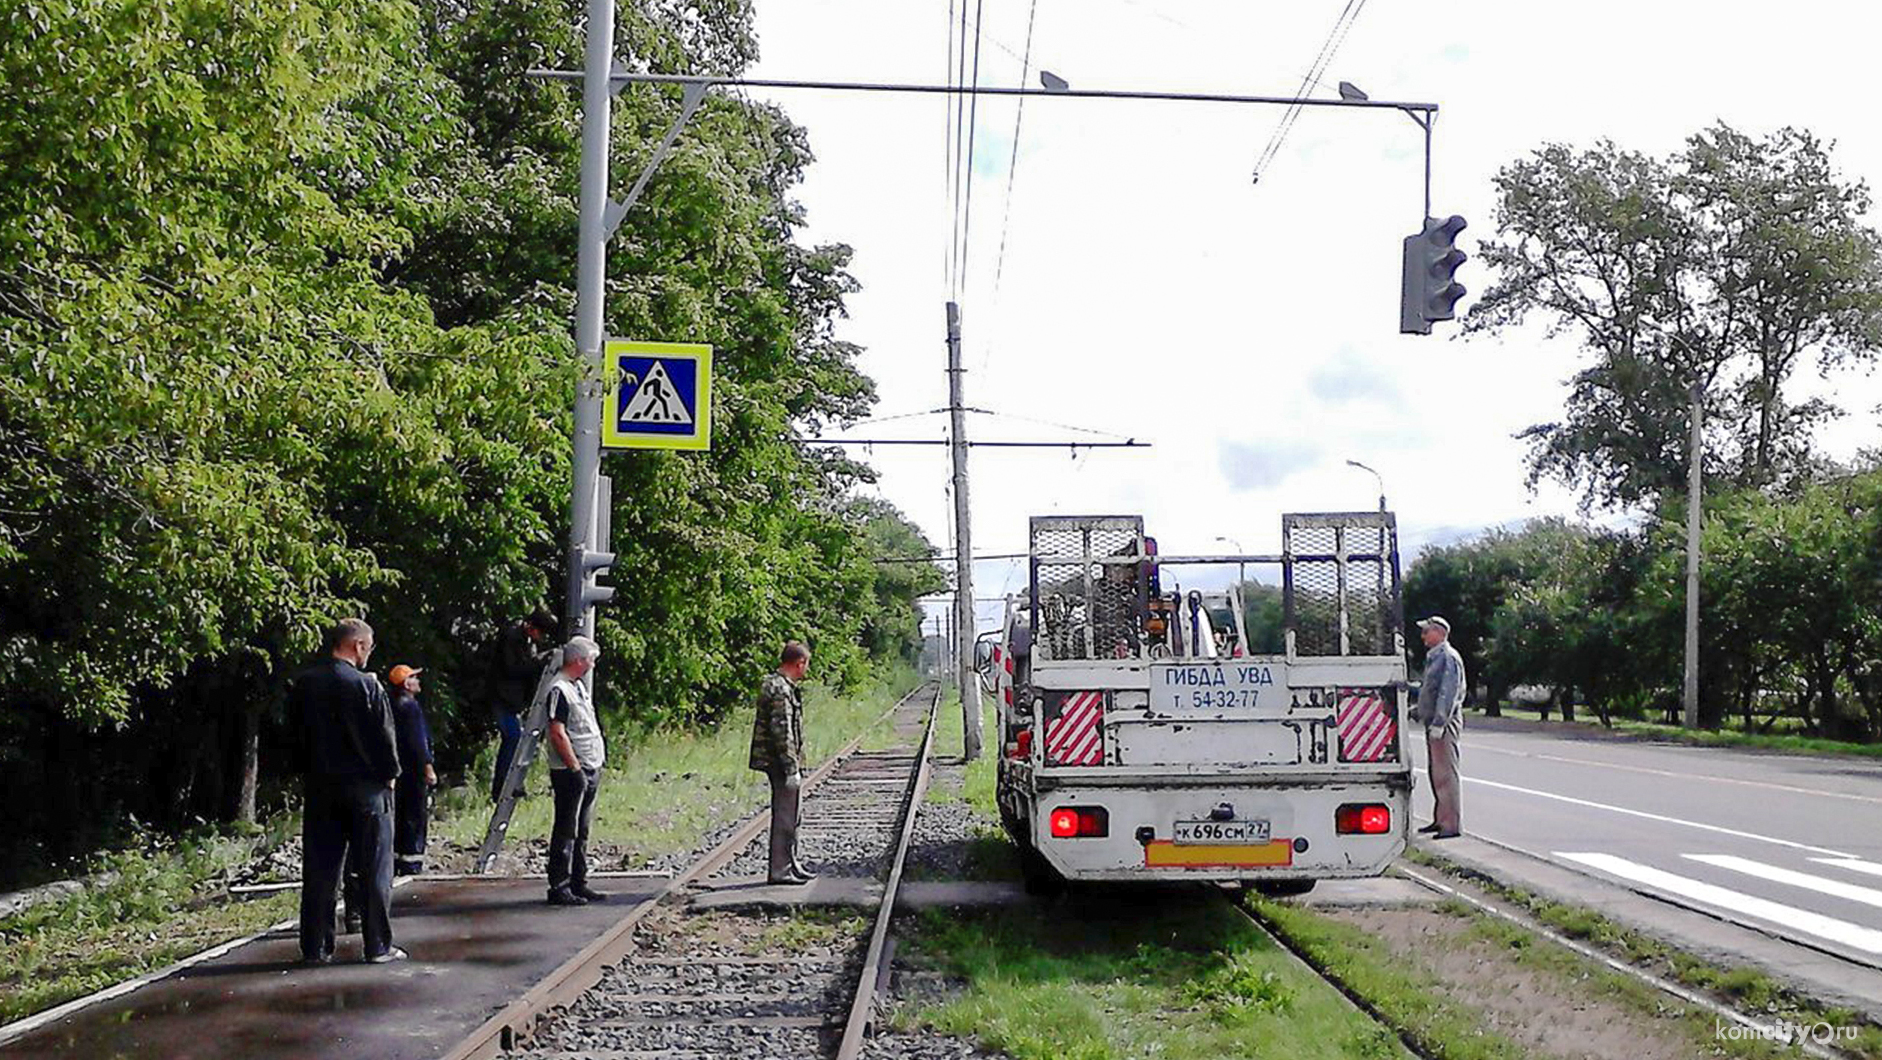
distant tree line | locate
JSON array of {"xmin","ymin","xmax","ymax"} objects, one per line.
[
  {"xmin": 0, "ymin": 0, "xmax": 942, "ymax": 878},
  {"xmin": 1406, "ymin": 123, "xmax": 1882, "ymax": 741}
]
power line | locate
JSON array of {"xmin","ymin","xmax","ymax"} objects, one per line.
[
  {"xmin": 1250, "ymin": 0, "xmax": 1370, "ymax": 185},
  {"xmin": 958, "ymin": 0, "xmax": 989, "ymax": 294},
  {"xmin": 981, "ymin": 0, "xmax": 1040, "ymax": 382},
  {"xmin": 943, "ymin": 0, "xmax": 958, "ymax": 297}
]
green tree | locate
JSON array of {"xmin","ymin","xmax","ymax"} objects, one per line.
[
  {"xmin": 0, "ymin": 0, "xmax": 939, "ymax": 876},
  {"xmin": 1467, "ymin": 125, "xmax": 1882, "ymax": 509}
]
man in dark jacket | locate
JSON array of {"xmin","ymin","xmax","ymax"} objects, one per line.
[
  {"xmin": 388, "ymin": 664, "xmax": 435, "ymax": 876},
  {"xmin": 490, "ymin": 609, "xmax": 555, "ymax": 803},
  {"xmin": 293, "ymin": 618, "xmax": 404, "ymax": 964}
]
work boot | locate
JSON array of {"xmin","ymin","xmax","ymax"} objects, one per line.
[
  {"xmin": 546, "ymin": 888, "xmax": 588, "ymax": 907},
  {"xmin": 571, "ymin": 884, "xmax": 610, "ymax": 903},
  {"xmin": 1416, "ymin": 823, "xmax": 1441, "ymax": 835}
]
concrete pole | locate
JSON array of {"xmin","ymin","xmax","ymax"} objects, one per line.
[
  {"xmin": 565, "ymin": 0, "xmax": 615, "ymax": 644},
  {"xmin": 947, "ymin": 302, "xmax": 983, "ymax": 759},
  {"xmin": 1682, "ymin": 381, "xmax": 1703, "ymax": 729}
]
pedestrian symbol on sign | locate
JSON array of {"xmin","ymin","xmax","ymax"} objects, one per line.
[
  {"xmin": 601, "ymin": 340, "xmax": 712, "ymax": 451},
  {"xmin": 618, "ymin": 361, "xmax": 691, "ymax": 425}
]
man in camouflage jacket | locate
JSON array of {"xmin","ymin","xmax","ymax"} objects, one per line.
[{"xmin": 750, "ymin": 641, "xmax": 813, "ymax": 883}]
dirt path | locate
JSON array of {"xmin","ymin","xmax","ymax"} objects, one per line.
[{"xmin": 1328, "ymin": 904, "xmax": 1698, "ymax": 1060}]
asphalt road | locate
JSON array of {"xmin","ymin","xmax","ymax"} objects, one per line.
[{"xmin": 1409, "ymin": 715, "xmax": 1882, "ymax": 970}]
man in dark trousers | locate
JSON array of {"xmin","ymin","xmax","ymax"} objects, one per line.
[
  {"xmin": 387, "ymin": 664, "xmax": 436, "ymax": 875},
  {"xmin": 544, "ymin": 637, "xmax": 609, "ymax": 906},
  {"xmin": 292, "ymin": 618, "xmax": 404, "ymax": 964},
  {"xmin": 749, "ymin": 642, "xmax": 813, "ymax": 885},
  {"xmin": 491, "ymin": 608, "xmax": 555, "ymax": 803}
]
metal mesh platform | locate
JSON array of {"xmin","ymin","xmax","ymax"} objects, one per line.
[{"xmin": 1283, "ymin": 512, "xmax": 1402, "ymax": 658}]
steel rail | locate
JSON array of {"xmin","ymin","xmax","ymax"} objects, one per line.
[
  {"xmin": 438, "ymin": 681, "xmax": 936, "ymax": 1060},
  {"xmin": 835, "ymin": 684, "xmax": 943, "ymax": 1060},
  {"xmin": 1228, "ymin": 893, "xmax": 1435, "ymax": 1060}
]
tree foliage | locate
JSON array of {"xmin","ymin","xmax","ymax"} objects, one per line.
[
  {"xmin": 1467, "ymin": 125, "xmax": 1882, "ymax": 509},
  {"xmin": 1404, "ymin": 473, "xmax": 1882, "ymax": 740},
  {"xmin": 0, "ymin": 0, "xmax": 937, "ymax": 874}
]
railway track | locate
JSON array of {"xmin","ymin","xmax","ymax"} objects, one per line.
[{"xmin": 475, "ymin": 682, "xmax": 940, "ymax": 1060}]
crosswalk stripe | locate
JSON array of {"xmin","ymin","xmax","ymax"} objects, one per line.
[
  {"xmin": 1809, "ymin": 857, "xmax": 1882, "ymax": 881},
  {"xmin": 1556, "ymin": 851, "xmax": 1882, "ymax": 955},
  {"xmin": 1684, "ymin": 854, "xmax": 1882, "ymax": 911}
]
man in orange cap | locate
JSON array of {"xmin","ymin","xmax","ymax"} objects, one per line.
[{"xmin": 387, "ymin": 664, "xmax": 436, "ymax": 875}]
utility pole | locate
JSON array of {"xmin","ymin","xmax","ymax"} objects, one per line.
[
  {"xmin": 478, "ymin": 0, "xmax": 615, "ymax": 873},
  {"xmin": 566, "ymin": 0, "xmax": 615, "ymax": 644},
  {"xmin": 1682, "ymin": 380, "xmax": 1704, "ymax": 729},
  {"xmin": 947, "ymin": 301, "xmax": 983, "ymax": 760}
]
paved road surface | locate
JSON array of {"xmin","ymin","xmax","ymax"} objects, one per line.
[{"xmin": 1409, "ymin": 715, "xmax": 1882, "ymax": 970}]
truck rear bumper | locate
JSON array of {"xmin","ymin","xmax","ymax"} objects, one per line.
[{"xmin": 1030, "ymin": 779, "xmax": 1408, "ymax": 882}]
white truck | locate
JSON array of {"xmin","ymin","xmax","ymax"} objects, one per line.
[{"xmin": 991, "ymin": 512, "xmax": 1412, "ymax": 895}]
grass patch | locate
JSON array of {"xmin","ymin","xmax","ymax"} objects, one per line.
[
  {"xmin": 0, "ymin": 826, "xmax": 299, "ymax": 1024},
  {"xmin": 1406, "ymin": 848, "xmax": 1882, "ymax": 1059},
  {"xmin": 897, "ymin": 894, "xmax": 1420, "ymax": 1060},
  {"xmin": 756, "ymin": 907, "xmax": 868, "ymax": 951},
  {"xmin": 435, "ymin": 666, "xmax": 922, "ymax": 864}
]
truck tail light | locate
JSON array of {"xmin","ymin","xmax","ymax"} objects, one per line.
[
  {"xmin": 1048, "ymin": 806, "xmax": 1108, "ymax": 838},
  {"xmin": 1335, "ymin": 803, "xmax": 1392, "ymax": 835},
  {"xmin": 1012, "ymin": 729, "xmax": 1033, "ymax": 759}
]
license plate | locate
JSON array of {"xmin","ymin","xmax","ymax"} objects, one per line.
[{"xmin": 1172, "ymin": 818, "xmax": 1270, "ymax": 845}]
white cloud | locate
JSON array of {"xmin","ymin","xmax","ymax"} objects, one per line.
[{"xmin": 1218, "ymin": 439, "xmax": 1322, "ymax": 492}]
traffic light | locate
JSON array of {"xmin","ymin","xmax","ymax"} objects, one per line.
[
  {"xmin": 1400, "ymin": 215, "xmax": 1468, "ymax": 335},
  {"xmin": 577, "ymin": 548, "xmax": 616, "ymax": 609}
]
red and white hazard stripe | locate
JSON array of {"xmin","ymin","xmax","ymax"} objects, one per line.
[
  {"xmin": 1336, "ymin": 688, "xmax": 1396, "ymax": 762},
  {"xmin": 1045, "ymin": 691, "xmax": 1104, "ymax": 766}
]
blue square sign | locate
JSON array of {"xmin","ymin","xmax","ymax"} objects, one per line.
[{"xmin": 601, "ymin": 340, "xmax": 712, "ymax": 450}]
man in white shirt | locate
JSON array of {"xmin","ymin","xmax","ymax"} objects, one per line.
[{"xmin": 544, "ymin": 637, "xmax": 608, "ymax": 906}]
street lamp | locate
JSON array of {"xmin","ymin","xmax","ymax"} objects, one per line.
[
  {"xmin": 1214, "ymin": 535, "xmax": 1247, "ymax": 589},
  {"xmin": 1346, "ymin": 459, "xmax": 1387, "ymax": 512}
]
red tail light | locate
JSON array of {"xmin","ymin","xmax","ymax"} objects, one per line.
[
  {"xmin": 1048, "ymin": 806, "xmax": 1109, "ymax": 838},
  {"xmin": 1335, "ymin": 803, "xmax": 1392, "ymax": 835}
]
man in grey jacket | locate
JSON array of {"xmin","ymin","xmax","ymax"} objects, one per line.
[{"xmin": 1412, "ymin": 616, "xmax": 1465, "ymax": 839}]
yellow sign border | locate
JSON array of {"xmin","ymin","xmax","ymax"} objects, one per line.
[{"xmin": 601, "ymin": 340, "xmax": 713, "ymax": 451}]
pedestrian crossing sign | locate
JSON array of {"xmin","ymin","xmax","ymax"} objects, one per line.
[{"xmin": 601, "ymin": 340, "xmax": 712, "ymax": 451}]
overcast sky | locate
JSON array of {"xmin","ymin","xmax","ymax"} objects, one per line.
[{"xmin": 744, "ymin": 0, "xmax": 1882, "ymax": 634}]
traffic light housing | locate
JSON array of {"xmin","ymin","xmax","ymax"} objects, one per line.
[
  {"xmin": 577, "ymin": 548, "xmax": 616, "ymax": 609},
  {"xmin": 1400, "ymin": 215, "xmax": 1468, "ymax": 335}
]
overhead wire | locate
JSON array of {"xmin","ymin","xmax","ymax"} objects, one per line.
[
  {"xmin": 944, "ymin": 0, "xmax": 961, "ymax": 297},
  {"xmin": 957, "ymin": 0, "xmax": 989, "ymax": 295},
  {"xmin": 978, "ymin": 0, "xmax": 1040, "ymax": 382},
  {"xmin": 1250, "ymin": 0, "xmax": 1369, "ymax": 184}
]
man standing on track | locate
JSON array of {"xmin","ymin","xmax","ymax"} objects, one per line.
[
  {"xmin": 1412, "ymin": 616, "xmax": 1465, "ymax": 839},
  {"xmin": 545, "ymin": 637, "xmax": 609, "ymax": 907},
  {"xmin": 292, "ymin": 618, "xmax": 405, "ymax": 964},
  {"xmin": 750, "ymin": 642, "xmax": 814, "ymax": 885}
]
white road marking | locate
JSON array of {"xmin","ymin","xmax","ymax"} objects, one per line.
[
  {"xmin": 1810, "ymin": 858, "xmax": 1882, "ymax": 881},
  {"xmin": 1411, "ymin": 767, "xmax": 1855, "ymax": 858},
  {"xmin": 1685, "ymin": 854, "xmax": 1882, "ymax": 911},
  {"xmin": 1557, "ymin": 852, "xmax": 1882, "ymax": 955},
  {"xmin": 1470, "ymin": 742, "xmax": 1882, "ymax": 805}
]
